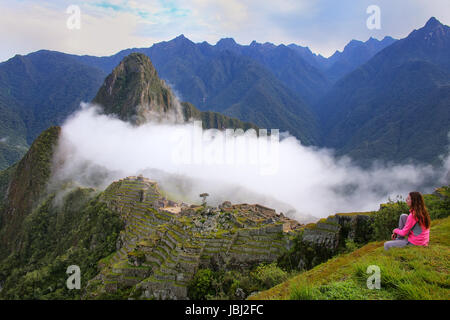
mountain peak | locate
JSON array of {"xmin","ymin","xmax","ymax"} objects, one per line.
[
  {"xmin": 216, "ymin": 38, "xmax": 238, "ymax": 51},
  {"xmin": 92, "ymin": 53, "xmax": 181, "ymax": 124},
  {"xmin": 424, "ymin": 17, "xmax": 442, "ymax": 29},
  {"xmin": 122, "ymin": 52, "xmax": 157, "ymax": 76},
  {"xmin": 171, "ymin": 34, "xmax": 194, "ymax": 45},
  {"xmin": 216, "ymin": 37, "xmax": 237, "ymax": 46},
  {"xmin": 408, "ymin": 16, "xmax": 450, "ymax": 45},
  {"xmin": 345, "ymin": 39, "xmax": 364, "ymax": 50},
  {"xmin": 262, "ymin": 42, "xmax": 276, "ymax": 48}
]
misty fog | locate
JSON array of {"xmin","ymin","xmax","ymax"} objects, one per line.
[{"xmin": 50, "ymin": 103, "xmax": 450, "ymax": 223}]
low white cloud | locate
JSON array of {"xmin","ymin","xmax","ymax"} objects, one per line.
[{"xmin": 51, "ymin": 103, "xmax": 450, "ymax": 223}]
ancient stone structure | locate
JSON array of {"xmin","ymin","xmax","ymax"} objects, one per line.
[{"xmin": 87, "ymin": 176, "xmax": 302, "ymax": 300}]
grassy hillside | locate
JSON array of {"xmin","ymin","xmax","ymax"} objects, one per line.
[{"xmin": 250, "ymin": 216, "xmax": 449, "ymax": 300}]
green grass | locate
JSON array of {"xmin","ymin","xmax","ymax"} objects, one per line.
[
  {"xmin": 250, "ymin": 216, "xmax": 450, "ymax": 300},
  {"xmin": 335, "ymin": 211, "xmax": 377, "ymax": 217},
  {"xmin": 290, "ymin": 279, "xmax": 380, "ymax": 300}
]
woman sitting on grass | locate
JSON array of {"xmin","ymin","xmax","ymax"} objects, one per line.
[{"xmin": 384, "ymin": 191, "xmax": 430, "ymax": 251}]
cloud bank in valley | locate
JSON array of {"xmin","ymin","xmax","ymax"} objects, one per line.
[{"xmin": 51, "ymin": 103, "xmax": 450, "ymax": 223}]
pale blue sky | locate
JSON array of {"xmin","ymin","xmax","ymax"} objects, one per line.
[{"xmin": 1, "ymin": 0, "xmax": 449, "ymax": 62}]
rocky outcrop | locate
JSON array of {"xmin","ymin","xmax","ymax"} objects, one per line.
[
  {"xmin": 302, "ymin": 213, "xmax": 374, "ymax": 251},
  {"xmin": 92, "ymin": 53, "xmax": 183, "ymax": 124},
  {"xmin": 278, "ymin": 212, "xmax": 376, "ymax": 272}
]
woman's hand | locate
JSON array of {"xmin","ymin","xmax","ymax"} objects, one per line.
[{"xmin": 391, "ymin": 232, "xmax": 397, "ymax": 240}]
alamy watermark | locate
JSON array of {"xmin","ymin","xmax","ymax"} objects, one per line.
[
  {"xmin": 170, "ymin": 121, "xmax": 280, "ymax": 175},
  {"xmin": 66, "ymin": 265, "xmax": 81, "ymax": 290},
  {"xmin": 366, "ymin": 5, "xmax": 381, "ymax": 30},
  {"xmin": 66, "ymin": 5, "xmax": 81, "ymax": 30},
  {"xmin": 366, "ymin": 265, "xmax": 381, "ymax": 289}
]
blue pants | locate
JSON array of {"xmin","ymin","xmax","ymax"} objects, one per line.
[{"xmin": 384, "ymin": 214, "xmax": 413, "ymax": 251}]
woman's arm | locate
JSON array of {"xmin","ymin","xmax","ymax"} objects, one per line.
[{"xmin": 394, "ymin": 214, "xmax": 416, "ymax": 237}]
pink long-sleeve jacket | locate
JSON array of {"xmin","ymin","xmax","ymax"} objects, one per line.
[{"xmin": 394, "ymin": 209, "xmax": 430, "ymax": 246}]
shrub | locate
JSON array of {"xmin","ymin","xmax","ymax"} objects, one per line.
[
  {"xmin": 128, "ymin": 250, "xmax": 146, "ymax": 265},
  {"xmin": 343, "ymin": 239, "xmax": 360, "ymax": 253},
  {"xmin": 251, "ymin": 263, "xmax": 288, "ymax": 289},
  {"xmin": 0, "ymin": 191, "xmax": 124, "ymax": 299},
  {"xmin": 277, "ymin": 231, "xmax": 334, "ymax": 272},
  {"xmin": 424, "ymin": 186, "xmax": 450, "ymax": 220},
  {"xmin": 372, "ymin": 199, "xmax": 409, "ymax": 241},
  {"xmin": 187, "ymin": 268, "xmax": 216, "ymax": 300},
  {"xmin": 372, "ymin": 187, "xmax": 449, "ymax": 241}
]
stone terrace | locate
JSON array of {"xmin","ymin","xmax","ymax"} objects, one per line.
[{"xmin": 87, "ymin": 176, "xmax": 302, "ymax": 300}]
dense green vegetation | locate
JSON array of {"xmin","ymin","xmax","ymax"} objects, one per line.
[
  {"xmin": 0, "ymin": 163, "xmax": 17, "ymax": 209},
  {"xmin": 187, "ymin": 262, "xmax": 292, "ymax": 300},
  {"xmin": 0, "ymin": 189, "xmax": 124, "ymax": 299},
  {"xmin": 0, "ymin": 126, "xmax": 125, "ymax": 299},
  {"xmin": 0, "ymin": 51, "xmax": 106, "ymax": 169},
  {"xmin": 276, "ymin": 233, "xmax": 335, "ymax": 272},
  {"xmin": 181, "ymin": 102, "xmax": 258, "ymax": 131},
  {"xmin": 0, "ymin": 126, "xmax": 61, "ymax": 259}
]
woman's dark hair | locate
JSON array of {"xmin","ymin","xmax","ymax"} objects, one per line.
[{"xmin": 409, "ymin": 191, "xmax": 431, "ymax": 229}]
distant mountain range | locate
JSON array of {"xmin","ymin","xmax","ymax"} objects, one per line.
[
  {"xmin": 0, "ymin": 17, "xmax": 449, "ymax": 169},
  {"xmin": 316, "ymin": 17, "xmax": 450, "ymax": 166}
]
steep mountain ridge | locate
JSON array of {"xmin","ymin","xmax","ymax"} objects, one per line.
[
  {"xmin": 0, "ymin": 51, "xmax": 106, "ymax": 169},
  {"xmin": 211, "ymin": 39, "xmax": 330, "ymax": 105},
  {"xmin": 0, "ymin": 126, "xmax": 61, "ymax": 258},
  {"xmin": 324, "ymin": 36, "xmax": 397, "ymax": 82},
  {"xmin": 92, "ymin": 53, "xmax": 183, "ymax": 124},
  {"xmin": 316, "ymin": 17, "xmax": 450, "ymax": 166}
]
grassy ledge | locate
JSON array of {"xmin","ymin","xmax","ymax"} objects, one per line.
[{"xmin": 250, "ymin": 216, "xmax": 450, "ymax": 300}]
